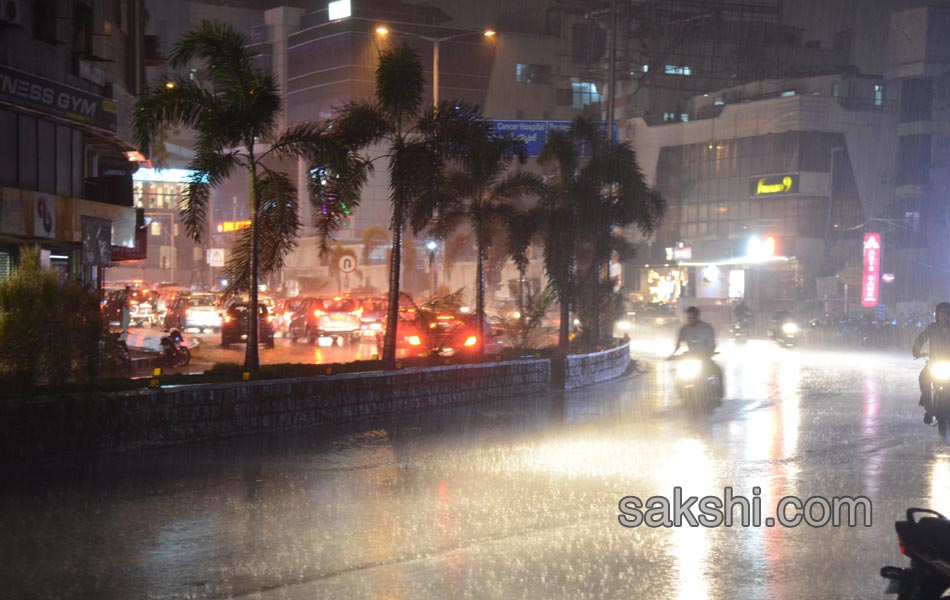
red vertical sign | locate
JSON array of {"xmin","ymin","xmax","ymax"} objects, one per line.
[{"xmin": 862, "ymin": 233, "xmax": 881, "ymax": 307}]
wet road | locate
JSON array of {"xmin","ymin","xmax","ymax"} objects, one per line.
[{"xmin": 2, "ymin": 338, "xmax": 946, "ymax": 599}]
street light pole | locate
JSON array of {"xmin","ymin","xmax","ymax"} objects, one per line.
[{"xmin": 376, "ymin": 26, "xmax": 495, "ymax": 108}]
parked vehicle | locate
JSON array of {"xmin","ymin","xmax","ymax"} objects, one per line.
[
  {"xmin": 164, "ymin": 293, "xmax": 222, "ymax": 332},
  {"xmin": 289, "ymin": 297, "xmax": 362, "ymax": 344},
  {"xmin": 160, "ymin": 329, "xmax": 191, "ymax": 368},
  {"xmin": 881, "ymin": 508, "xmax": 950, "ymax": 599},
  {"xmin": 221, "ymin": 303, "xmax": 275, "ymax": 348}
]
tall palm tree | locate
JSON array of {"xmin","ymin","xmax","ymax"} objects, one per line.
[
  {"xmin": 133, "ymin": 22, "xmax": 367, "ymax": 375},
  {"xmin": 537, "ymin": 117, "xmax": 665, "ymax": 366},
  {"xmin": 333, "ymin": 45, "xmax": 488, "ymax": 364},
  {"xmin": 413, "ymin": 132, "xmax": 544, "ymax": 357}
]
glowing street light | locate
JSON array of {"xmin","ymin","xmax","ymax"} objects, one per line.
[{"xmin": 375, "ymin": 25, "xmax": 497, "ymax": 107}]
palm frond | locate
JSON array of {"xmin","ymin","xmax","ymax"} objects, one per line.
[
  {"xmin": 133, "ymin": 78, "xmax": 216, "ymax": 153},
  {"xmin": 376, "ymin": 45, "xmax": 425, "ymax": 126},
  {"xmin": 333, "ymin": 101, "xmax": 392, "ymax": 148},
  {"xmin": 178, "ymin": 151, "xmax": 239, "ymax": 242},
  {"xmin": 169, "ymin": 21, "xmax": 254, "ymax": 88}
]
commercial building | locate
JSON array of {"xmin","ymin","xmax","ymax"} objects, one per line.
[{"xmin": 0, "ymin": 0, "xmax": 146, "ymax": 286}]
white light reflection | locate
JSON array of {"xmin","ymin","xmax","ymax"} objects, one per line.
[{"xmin": 929, "ymin": 456, "xmax": 950, "ymax": 514}]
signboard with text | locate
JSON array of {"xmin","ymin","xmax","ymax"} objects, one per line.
[
  {"xmin": 0, "ymin": 65, "xmax": 118, "ymax": 132},
  {"xmin": 862, "ymin": 233, "xmax": 881, "ymax": 308},
  {"xmin": 491, "ymin": 120, "xmax": 618, "ymax": 157},
  {"xmin": 750, "ymin": 174, "xmax": 798, "ymax": 196}
]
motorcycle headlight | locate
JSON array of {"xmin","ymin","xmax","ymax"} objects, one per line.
[
  {"xmin": 676, "ymin": 359, "xmax": 703, "ymax": 380},
  {"xmin": 930, "ymin": 361, "xmax": 950, "ymax": 382},
  {"xmin": 782, "ymin": 322, "xmax": 799, "ymax": 335}
]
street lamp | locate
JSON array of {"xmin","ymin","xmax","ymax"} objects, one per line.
[
  {"xmin": 375, "ymin": 26, "xmax": 496, "ymax": 107},
  {"xmin": 426, "ymin": 239, "xmax": 439, "ymax": 300}
]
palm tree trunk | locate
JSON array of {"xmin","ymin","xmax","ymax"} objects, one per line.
[
  {"xmin": 244, "ymin": 148, "xmax": 260, "ymax": 374},
  {"xmin": 382, "ymin": 205, "xmax": 403, "ymax": 365},
  {"xmin": 475, "ymin": 222, "xmax": 486, "ymax": 360}
]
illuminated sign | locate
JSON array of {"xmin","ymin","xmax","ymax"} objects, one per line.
[
  {"xmin": 328, "ymin": 0, "xmax": 351, "ymax": 20},
  {"xmin": 862, "ymin": 233, "xmax": 881, "ymax": 308},
  {"xmin": 217, "ymin": 220, "xmax": 251, "ymax": 233},
  {"xmin": 133, "ymin": 168, "xmax": 198, "ymax": 183},
  {"xmin": 665, "ymin": 245, "xmax": 692, "ymax": 261},
  {"xmin": 751, "ymin": 175, "xmax": 798, "ymax": 196}
]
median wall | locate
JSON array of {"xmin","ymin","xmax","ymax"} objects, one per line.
[{"xmin": 0, "ymin": 343, "xmax": 630, "ymax": 459}]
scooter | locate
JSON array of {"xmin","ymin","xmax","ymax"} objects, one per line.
[
  {"xmin": 732, "ymin": 318, "xmax": 750, "ymax": 343},
  {"xmin": 160, "ymin": 329, "xmax": 191, "ymax": 368},
  {"xmin": 770, "ymin": 320, "xmax": 799, "ymax": 349},
  {"xmin": 668, "ymin": 351, "xmax": 722, "ymax": 416},
  {"xmin": 918, "ymin": 353, "xmax": 950, "ymax": 439},
  {"xmin": 881, "ymin": 508, "xmax": 950, "ymax": 599}
]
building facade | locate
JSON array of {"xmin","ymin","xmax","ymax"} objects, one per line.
[{"xmin": 0, "ymin": 0, "xmax": 145, "ymax": 286}]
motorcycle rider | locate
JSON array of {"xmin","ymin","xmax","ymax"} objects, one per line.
[
  {"xmin": 733, "ymin": 301, "xmax": 753, "ymax": 333},
  {"xmin": 912, "ymin": 302, "xmax": 950, "ymax": 424},
  {"xmin": 671, "ymin": 306, "xmax": 723, "ymax": 399}
]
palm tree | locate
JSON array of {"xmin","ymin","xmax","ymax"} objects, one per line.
[
  {"xmin": 413, "ymin": 132, "xmax": 544, "ymax": 357},
  {"xmin": 333, "ymin": 45, "xmax": 488, "ymax": 364},
  {"xmin": 133, "ymin": 22, "xmax": 367, "ymax": 375},
  {"xmin": 537, "ymin": 117, "xmax": 665, "ymax": 369}
]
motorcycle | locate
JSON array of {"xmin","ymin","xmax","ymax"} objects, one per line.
[
  {"xmin": 732, "ymin": 318, "xmax": 750, "ymax": 343},
  {"xmin": 919, "ymin": 353, "xmax": 950, "ymax": 438},
  {"xmin": 881, "ymin": 508, "xmax": 950, "ymax": 599},
  {"xmin": 668, "ymin": 352, "xmax": 722, "ymax": 416},
  {"xmin": 771, "ymin": 320, "xmax": 799, "ymax": 349},
  {"xmin": 160, "ymin": 329, "xmax": 191, "ymax": 369}
]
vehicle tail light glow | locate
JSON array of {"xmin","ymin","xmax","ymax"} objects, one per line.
[
  {"xmin": 185, "ymin": 308, "xmax": 191, "ymax": 315},
  {"xmin": 314, "ymin": 309, "xmax": 326, "ymax": 316},
  {"xmin": 464, "ymin": 336, "xmax": 477, "ymax": 347},
  {"xmin": 408, "ymin": 335, "xmax": 421, "ymax": 346},
  {"xmin": 266, "ymin": 315, "xmax": 275, "ymax": 323},
  {"xmin": 899, "ymin": 538, "xmax": 907, "ymax": 556},
  {"xmin": 224, "ymin": 315, "xmax": 232, "ymax": 323},
  {"xmin": 349, "ymin": 308, "xmax": 363, "ymax": 316}
]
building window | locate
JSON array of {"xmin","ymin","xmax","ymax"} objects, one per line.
[
  {"xmin": 874, "ymin": 83, "xmax": 884, "ymax": 107},
  {"xmin": 34, "ymin": 2, "xmax": 59, "ymax": 43},
  {"xmin": 832, "ymin": 82, "xmax": 839, "ymax": 97},
  {"xmin": 572, "ymin": 82, "xmax": 601, "ymax": 109},
  {"xmin": 781, "ymin": 90, "xmax": 796, "ymax": 97},
  {"xmin": 680, "ymin": 114, "xmax": 689, "ymax": 122},
  {"xmin": 664, "ymin": 65, "xmax": 691, "ymax": 76},
  {"xmin": 713, "ymin": 98, "xmax": 724, "ymax": 106},
  {"xmin": 516, "ymin": 64, "xmax": 551, "ymax": 84}
]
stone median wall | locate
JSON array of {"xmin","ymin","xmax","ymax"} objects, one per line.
[
  {"xmin": 0, "ymin": 360, "xmax": 550, "ymax": 458},
  {"xmin": 565, "ymin": 344, "xmax": 632, "ymax": 389},
  {"xmin": 0, "ymin": 344, "xmax": 631, "ymax": 459}
]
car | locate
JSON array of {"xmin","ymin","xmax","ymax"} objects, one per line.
[
  {"xmin": 377, "ymin": 310, "xmax": 503, "ymax": 358},
  {"xmin": 101, "ymin": 287, "xmax": 155, "ymax": 328},
  {"xmin": 289, "ymin": 297, "xmax": 362, "ymax": 344},
  {"xmin": 164, "ymin": 293, "xmax": 222, "ymax": 332},
  {"xmin": 356, "ymin": 296, "xmax": 387, "ymax": 337},
  {"xmin": 221, "ymin": 302, "xmax": 275, "ymax": 348},
  {"xmin": 273, "ymin": 296, "xmax": 310, "ymax": 337}
]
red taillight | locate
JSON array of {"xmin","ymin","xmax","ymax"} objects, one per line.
[
  {"xmin": 349, "ymin": 308, "xmax": 363, "ymax": 316},
  {"xmin": 185, "ymin": 308, "xmax": 191, "ymax": 315},
  {"xmin": 224, "ymin": 315, "xmax": 232, "ymax": 323},
  {"xmin": 464, "ymin": 335, "xmax": 477, "ymax": 347},
  {"xmin": 266, "ymin": 315, "xmax": 275, "ymax": 323},
  {"xmin": 899, "ymin": 538, "xmax": 907, "ymax": 556},
  {"xmin": 314, "ymin": 309, "xmax": 326, "ymax": 317},
  {"xmin": 407, "ymin": 335, "xmax": 421, "ymax": 346}
]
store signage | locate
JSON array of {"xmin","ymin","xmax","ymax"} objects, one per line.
[
  {"xmin": 217, "ymin": 220, "xmax": 251, "ymax": 233},
  {"xmin": 862, "ymin": 233, "xmax": 881, "ymax": 308},
  {"xmin": 665, "ymin": 244, "xmax": 692, "ymax": 261},
  {"xmin": 750, "ymin": 174, "xmax": 798, "ymax": 196},
  {"xmin": 0, "ymin": 65, "xmax": 117, "ymax": 132}
]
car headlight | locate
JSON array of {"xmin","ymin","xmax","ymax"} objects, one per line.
[
  {"xmin": 782, "ymin": 322, "xmax": 799, "ymax": 335},
  {"xmin": 676, "ymin": 359, "xmax": 703, "ymax": 380},
  {"xmin": 930, "ymin": 361, "xmax": 950, "ymax": 382},
  {"xmin": 616, "ymin": 320, "xmax": 632, "ymax": 331}
]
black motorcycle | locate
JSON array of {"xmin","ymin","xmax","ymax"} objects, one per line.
[
  {"xmin": 881, "ymin": 508, "xmax": 950, "ymax": 599},
  {"xmin": 668, "ymin": 351, "xmax": 722, "ymax": 416},
  {"xmin": 160, "ymin": 329, "xmax": 191, "ymax": 369}
]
